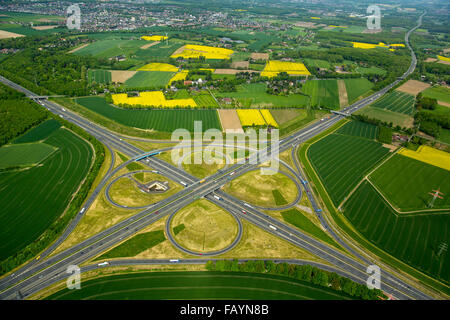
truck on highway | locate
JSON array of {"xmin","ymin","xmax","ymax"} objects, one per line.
[
  {"xmin": 180, "ymin": 181, "xmax": 188, "ymax": 187},
  {"xmin": 269, "ymin": 225, "xmax": 277, "ymax": 231},
  {"xmin": 199, "ymin": 179, "xmax": 206, "ymax": 183},
  {"xmin": 244, "ymin": 203, "xmax": 252, "ymax": 208},
  {"xmin": 169, "ymin": 259, "xmax": 179, "ymax": 263},
  {"xmin": 80, "ymin": 208, "xmax": 85, "ymax": 214},
  {"xmin": 213, "ymin": 195, "xmax": 222, "ymax": 200},
  {"xmin": 98, "ymin": 262, "xmax": 110, "ymax": 267}
]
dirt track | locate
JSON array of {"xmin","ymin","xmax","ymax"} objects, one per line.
[
  {"xmin": 218, "ymin": 109, "xmax": 244, "ymax": 133},
  {"xmin": 0, "ymin": 30, "xmax": 24, "ymax": 39},
  {"xmin": 110, "ymin": 70, "xmax": 137, "ymax": 83},
  {"xmin": 337, "ymin": 80, "xmax": 348, "ymax": 108},
  {"xmin": 396, "ymin": 80, "xmax": 431, "ymax": 95},
  {"xmin": 140, "ymin": 41, "xmax": 160, "ymax": 49}
]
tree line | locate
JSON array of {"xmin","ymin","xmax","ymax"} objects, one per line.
[{"xmin": 0, "ymin": 83, "xmax": 48, "ymax": 147}]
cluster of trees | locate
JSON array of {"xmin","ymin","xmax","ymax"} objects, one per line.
[
  {"xmin": 414, "ymin": 94, "xmax": 449, "ymax": 138},
  {"xmin": 416, "ymin": 93, "xmax": 437, "ymax": 111},
  {"xmin": 421, "ymin": 63, "xmax": 450, "ymax": 85},
  {"xmin": 187, "ymin": 69, "xmax": 213, "ymax": 81},
  {"xmin": 316, "ymin": 31, "xmax": 405, "ymax": 48},
  {"xmin": 0, "ymin": 35, "xmax": 102, "ymax": 96},
  {"xmin": 206, "ymin": 260, "xmax": 385, "ymax": 300},
  {"xmin": 282, "ymin": 45, "xmax": 410, "ymax": 90},
  {"xmin": 0, "ymin": 83, "xmax": 47, "ymax": 147},
  {"xmin": 265, "ymin": 74, "xmax": 303, "ymax": 96}
]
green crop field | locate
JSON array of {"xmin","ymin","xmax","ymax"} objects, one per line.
[
  {"xmin": 192, "ymin": 93, "xmax": 219, "ymax": 108},
  {"xmin": 355, "ymin": 67, "xmax": 386, "ymax": 75},
  {"xmin": 215, "ymin": 83, "xmax": 309, "ymax": 108},
  {"xmin": 134, "ymin": 42, "xmax": 184, "ymax": 61},
  {"xmin": 88, "ymin": 70, "xmax": 111, "ymax": 85},
  {"xmin": 0, "ymin": 23, "xmax": 59, "ymax": 37},
  {"xmin": 344, "ymin": 78, "xmax": 374, "ymax": 104},
  {"xmin": 303, "ymin": 59, "xmax": 331, "ymax": 69},
  {"xmin": 422, "ymin": 86, "xmax": 450, "ymax": 104},
  {"xmin": 0, "ymin": 128, "xmax": 93, "ymax": 261},
  {"xmin": 371, "ymin": 91, "xmax": 415, "ymax": 115},
  {"xmin": 355, "ymin": 106, "xmax": 414, "ymax": 128},
  {"xmin": 12, "ymin": 119, "xmax": 61, "ymax": 144},
  {"xmin": 45, "ymin": 271, "xmax": 352, "ymax": 300},
  {"xmin": 307, "ymin": 133, "xmax": 390, "ymax": 205},
  {"xmin": 74, "ymin": 97, "xmax": 221, "ymax": 132},
  {"xmin": 72, "ymin": 39, "xmax": 143, "ymax": 59},
  {"xmin": 0, "ymin": 143, "xmax": 57, "ymax": 169},
  {"xmin": 124, "ymin": 71, "xmax": 174, "ymax": 88},
  {"xmin": 336, "ymin": 121, "xmax": 379, "ymax": 139},
  {"xmin": 343, "ymin": 181, "xmax": 450, "ymax": 284},
  {"xmin": 302, "ymin": 80, "xmax": 340, "ymax": 110},
  {"xmin": 96, "ymin": 231, "xmax": 166, "ymax": 260},
  {"xmin": 369, "ymin": 154, "xmax": 450, "ymax": 210},
  {"xmin": 0, "ymin": 11, "xmax": 63, "ymax": 23},
  {"xmin": 438, "ymin": 128, "xmax": 450, "ymax": 144}
]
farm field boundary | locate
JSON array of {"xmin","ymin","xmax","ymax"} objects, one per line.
[{"xmin": 297, "ymin": 122, "xmax": 450, "ymax": 296}]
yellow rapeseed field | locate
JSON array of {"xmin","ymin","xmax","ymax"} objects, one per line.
[
  {"xmin": 437, "ymin": 55, "xmax": 450, "ymax": 62},
  {"xmin": 351, "ymin": 42, "xmax": 389, "ymax": 49},
  {"xmin": 260, "ymin": 110, "xmax": 279, "ymax": 128},
  {"xmin": 261, "ymin": 60, "xmax": 311, "ymax": 78},
  {"xmin": 138, "ymin": 63, "xmax": 178, "ymax": 72},
  {"xmin": 168, "ymin": 70, "xmax": 189, "ymax": 85},
  {"xmin": 237, "ymin": 109, "xmax": 266, "ymax": 126},
  {"xmin": 170, "ymin": 44, "xmax": 234, "ymax": 60},
  {"xmin": 398, "ymin": 146, "xmax": 450, "ymax": 171},
  {"xmin": 310, "ymin": 17, "xmax": 321, "ymax": 19},
  {"xmin": 141, "ymin": 35, "xmax": 168, "ymax": 41},
  {"xmin": 112, "ymin": 91, "xmax": 197, "ymax": 108},
  {"xmin": 237, "ymin": 109, "xmax": 278, "ymax": 127}
]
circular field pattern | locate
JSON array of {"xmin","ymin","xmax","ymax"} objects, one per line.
[
  {"xmin": 223, "ymin": 169, "xmax": 299, "ymax": 208},
  {"xmin": 169, "ymin": 199, "xmax": 239, "ymax": 253},
  {"xmin": 106, "ymin": 171, "xmax": 181, "ymax": 208}
]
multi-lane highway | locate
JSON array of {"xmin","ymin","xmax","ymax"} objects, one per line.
[{"xmin": 0, "ymin": 11, "xmax": 437, "ymax": 300}]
